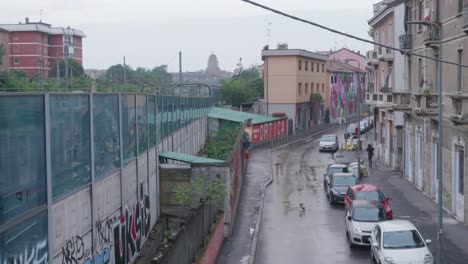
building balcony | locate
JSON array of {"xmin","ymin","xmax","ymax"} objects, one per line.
[
  {"xmin": 392, "ymin": 91, "xmax": 412, "ymax": 111},
  {"xmin": 423, "ymin": 24, "xmax": 440, "ymax": 49},
  {"xmin": 413, "ymin": 92, "xmax": 438, "ymax": 116},
  {"xmin": 377, "ymin": 47, "xmax": 385, "ymax": 60},
  {"xmin": 447, "ymin": 92, "xmax": 468, "ymax": 125},
  {"xmin": 366, "ymin": 50, "xmax": 379, "ymax": 65},
  {"xmin": 383, "ymin": 46, "xmax": 394, "ymax": 61},
  {"xmin": 463, "ymin": 7, "xmax": 468, "ymax": 34},
  {"xmin": 399, "ymin": 34, "xmax": 413, "ymax": 52},
  {"xmin": 376, "ymin": 92, "xmax": 393, "ymax": 108}
]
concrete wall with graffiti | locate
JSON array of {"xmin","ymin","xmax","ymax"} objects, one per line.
[
  {"xmin": 0, "ymin": 93, "xmax": 212, "ymax": 264},
  {"xmin": 329, "ymin": 72, "xmax": 365, "ymax": 123}
]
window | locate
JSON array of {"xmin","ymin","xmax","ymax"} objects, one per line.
[
  {"xmin": 317, "ymin": 63, "xmax": 320, "ymax": 72},
  {"xmin": 122, "ymin": 94, "xmax": 137, "ymax": 163},
  {"xmin": 312, "ymin": 62, "xmax": 314, "ymax": 72},
  {"xmin": 14, "ymin": 58, "xmax": 19, "ymax": 64},
  {"xmin": 458, "ymin": 49, "xmax": 463, "ymax": 92},
  {"xmin": 13, "ymin": 34, "xmax": 19, "ymax": 40},
  {"xmin": 305, "ymin": 61, "xmax": 308, "ymax": 71},
  {"xmin": 322, "ymin": 64, "xmax": 325, "ymax": 73},
  {"xmin": 13, "ymin": 45, "xmax": 18, "ymax": 52},
  {"xmin": 305, "ymin": 83, "xmax": 309, "ymax": 94},
  {"xmin": 311, "ymin": 83, "xmax": 315, "ymax": 93},
  {"xmin": 299, "ymin": 60, "xmax": 302, "ymax": 71},
  {"xmin": 298, "ymin": 83, "xmax": 302, "ymax": 95},
  {"xmin": 50, "ymin": 95, "xmax": 90, "ymax": 199},
  {"xmin": 0, "ymin": 96, "xmax": 46, "ymax": 224},
  {"xmin": 93, "ymin": 95, "xmax": 120, "ymax": 179},
  {"xmin": 331, "ymin": 76, "xmax": 334, "ymax": 84},
  {"xmin": 137, "ymin": 95, "xmax": 148, "ymax": 155},
  {"xmin": 322, "ymin": 83, "xmax": 325, "ymax": 93}
]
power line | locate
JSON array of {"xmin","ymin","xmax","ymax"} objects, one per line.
[{"xmin": 240, "ymin": 0, "xmax": 468, "ymax": 69}]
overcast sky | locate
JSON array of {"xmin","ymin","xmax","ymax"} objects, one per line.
[{"xmin": 3, "ymin": 0, "xmax": 377, "ymax": 72}]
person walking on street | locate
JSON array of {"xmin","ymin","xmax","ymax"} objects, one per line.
[{"xmin": 366, "ymin": 144, "xmax": 375, "ymax": 168}]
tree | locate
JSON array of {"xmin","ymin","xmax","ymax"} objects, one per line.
[
  {"xmin": 49, "ymin": 58, "xmax": 84, "ymax": 78},
  {"xmin": 239, "ymin": 66, "xmax": 260, "ymax": 81},
  {"xmin": 220, "ymin": 79, "xmax": 254, "ymax": 107},
  {"xmin": 173, "ymin": 176, "xmax": 227, "ymax": 206},
  {"xmin": 151, "ymin": 65, "xmax": 173, "ymax": 83},
  {"xmin": 105, "ymin": 64, "xmax": 134, "ymax": 82}
]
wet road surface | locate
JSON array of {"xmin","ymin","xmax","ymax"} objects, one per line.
[{"xmin": 256, "ymin": 126, "xmax": 372, "ymax": 264}]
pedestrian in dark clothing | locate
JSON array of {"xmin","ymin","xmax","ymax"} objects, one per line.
[{"xmin": 366, "ymin": 144, "xmax": 375, "ymax": 168}]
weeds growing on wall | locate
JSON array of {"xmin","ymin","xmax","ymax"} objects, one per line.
[
  {"xmin": 200, "ymin": 125, "xmax": 240, "ymax": 160},
  {"xmin": 173, "ymin": 176, "xmax": 228, "ymax": 206}
]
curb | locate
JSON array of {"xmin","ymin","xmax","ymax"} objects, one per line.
[{"xmin": 248, "ymin": 124, "xmax": 343, "ymax": 264}]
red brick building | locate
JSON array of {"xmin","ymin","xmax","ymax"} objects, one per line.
[{"xmin": 0, "ymin": 18, "xmax": 85, "ymax": 78}]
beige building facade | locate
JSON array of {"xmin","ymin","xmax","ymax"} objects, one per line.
[{"xmin": 262, "ymin": 49, "xmax": 328, "ymax": 131}]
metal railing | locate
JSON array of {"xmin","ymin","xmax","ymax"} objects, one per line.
[{"xmin": 399, "ymin": 34, "xmax": 413, "ymax": 50}]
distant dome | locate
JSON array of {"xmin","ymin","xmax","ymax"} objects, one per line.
[{"xmin": 206, "ymin": 53, "xmax": 221, "ymax": 75}]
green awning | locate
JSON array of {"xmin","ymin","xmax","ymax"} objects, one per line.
[
  {"xmin": 208, "ymin": 107, "xmax": 284, "ymax": 124},
  {"xmin": 159, "ymin": 151, "xmax": 225, "ymax": 164}
]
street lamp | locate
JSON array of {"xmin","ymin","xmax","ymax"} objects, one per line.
[
  {"xmin": 344, "ymin": 59, "xmax": 362, "ymax": 179},
  {"xmin": 406, "ymin": 20, "xmax": 443, "ymax": 264}
]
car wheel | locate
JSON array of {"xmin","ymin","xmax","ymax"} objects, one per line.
[{"xmin": 347, "ymin": 231, "xmax": 354, "ymax": 248}]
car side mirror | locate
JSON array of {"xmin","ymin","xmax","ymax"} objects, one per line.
[
  {"xmin": 425, "ymin": 239, "xmax": 432, "ymax": 245},
  {"xmin": 386, "ymin": 197, "xmax": 391, "ymax": 201},
  {"xmin": 371, "ymin": 242, "xmax": 379, "ymax": 248},
  {"xmin": 347, "ymin": 216, "xmax": 351, "ymax": 221}
]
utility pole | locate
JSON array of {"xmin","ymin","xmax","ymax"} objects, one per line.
[
  {"xmin": 123, "ymin": 56, "xmax": 127, "ymax": 86},
  {"xmin": 179, "ymin": 51, "xmax": 183, "ymax": 95},
  {"xmin": 407, "ymin": 20, "xmax": 443, "ymax": 264}
]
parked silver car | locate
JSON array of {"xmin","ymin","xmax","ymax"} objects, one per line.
[{"xmin": 319, "ymin": 134, "xmax": 339, "ymax": 152}]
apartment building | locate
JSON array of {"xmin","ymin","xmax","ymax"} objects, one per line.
[
  {"xmin": 0, "ymin": 18, "xmax": 85, "ymax": 78},
  {"xmin": 366, "ymin": 0, "xmax": 468, "ymax": 224},
  {"xmin": 261, "ymin": 47, "xmax": 329, "ymax": 131},
  {"xmin": 366, "ymin": 0, "xmax": 406, "ymax": 171}
]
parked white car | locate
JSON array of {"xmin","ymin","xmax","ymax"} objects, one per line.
[
  {"xmin": 345, "ymin": 200, "xmax": 388, "ymax": 247},
  {"xmin": 370, "ymin": 220, "xmax": 434, "ymax": 264}
]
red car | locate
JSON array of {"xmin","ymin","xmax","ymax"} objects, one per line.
[{"xmin": 344, "ymin": 184, "xmax": 393, "ymax": 219}]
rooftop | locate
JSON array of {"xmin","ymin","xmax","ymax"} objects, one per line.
[
  {"xmin": 0, "ymin": 21, "xmax": 86, "ymax": 37},
  {"xmin": 261, "ymin": 49, "xmax": 329, "ymax": 61},
  {"xmin": 209, "ymin": 107, "xmax": 285, "ymax": 125},
  {"xmin": 380, "ymin": 220, "xmax": 416, "ymax": 232}
]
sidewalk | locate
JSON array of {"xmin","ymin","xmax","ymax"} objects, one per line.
[
  {"xmin": 216, "ymin": 147, "xmax": 271, "ymax": 264},
  {"xmin": 336, "ymin": 138, "xmax": 468, "ymax": 263}
]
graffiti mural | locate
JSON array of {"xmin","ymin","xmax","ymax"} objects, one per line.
[
  {"xmin": 329, "ymin": 73, "xmax": 365, "ymax": 122},
  {"xmin": 0, "ymin": 211, "xmax": 48, "ymax": 264},
  {"xmin": 113, "ymin": 182, "xmax": 151, "ymax": 264},
  {"xmin": 61, "ymin": 236, "xmax": 91, "ymax": 264}
]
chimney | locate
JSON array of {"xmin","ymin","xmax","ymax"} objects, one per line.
[{"xmin": 25, "ymin": 17, "xmax": 29, "ymax": 24}]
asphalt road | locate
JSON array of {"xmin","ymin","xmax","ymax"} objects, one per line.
[
  {"xmin": 255, "ymin": 125, "xmax": 468, "ymax": 264},
  {"xmin": 256, "ymin": 126, "xmax": 372, "ymax": 264}
]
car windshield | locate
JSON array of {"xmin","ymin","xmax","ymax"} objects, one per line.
[
  {"xmin": 383, "ymin": 230, "xmax": 425, "ymax": 249},
  {"xmin": 352, "ymin": 207, "xmax": 387, "ymax": 222},
  {"xmin": 332, "ymin": 176, "xmax": 356, "ymax": 186},
  {"xmin": 329, "ymin": 167, "xmax": 348, "ymax": 175},
  {"xmin": 347, "ymin": 126, "xmax": 356, "ymax": 133},
  {"xmin": 356, "ymin": 191, "xmax": 385, "ymax": 202},
  {"xmin": 320, "ymin": 136, "xmax": 336, "ymax": 142}
]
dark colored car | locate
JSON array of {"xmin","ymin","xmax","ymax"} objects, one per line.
[
  {"xmin": 344, "ymin": 184, "xmax": 393, "ymax": 219},
  {"xmin": 327, "ymin": 173, "xmax": 358, "ymax": 205},
  {"xmin": 345, "ymin": 124, "xmax": 358, "ymax": 139},
  {"xmin": 323, "ymin": 164, "xmax": 349, "ymax": 188}
]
